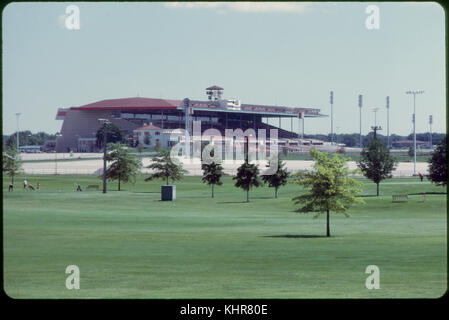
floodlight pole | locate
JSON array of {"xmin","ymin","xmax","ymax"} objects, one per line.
[
  {"xmin": 429, "ymin": 115, "xmax": 433, "ymax": 148},
  {"xmin": 183, "ymin": 98, "xmax": 191, "ymax": 159},
  {"xmin": 386, "ymin": 96, "xmax": 390, "ymax": 149},
  {"xmin": 358, "ymin": 95, "xmax": 362, "ymax": 148},
  {"xmin": 371, "ymin": 126, "xmax": 382, "ymax": 140},
  {"xmin": 330, "ymin": 91, "xmax": 334, "ymax": 144},
  {"xmin": 406, "ymin": 90, "xmax": 424, "ymax": 176},
  {"xmin": 15, "ymin": 113, "xmax": 21, "ymax": 150},
  {"xmin": 55, "ymin": 133, "xmax": 62, "ymax": 174}
]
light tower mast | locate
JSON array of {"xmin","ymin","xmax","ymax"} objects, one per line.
[
  {"xmin": 406, "ymin": 90, "xmax": 424, "ymax": 176},
  {"xmin": 358, "ymin": 95, "xmax": 362, "ymax": 148},
  {"xmin": 386, "ymin": 96, "xmax": 390, "ymax": 148},
  {"xmin": 429, "ymin": 115, "xmax": 433, "ymax": 148},
  {"xmin": 15, "ymin": 112, "xmax": 21, "ymax": 150},
  {"xmin": 330, "ymin": 91, "xmax": 334, "ymax": 144}
]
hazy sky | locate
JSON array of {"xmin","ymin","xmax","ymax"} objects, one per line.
[{"xmin": 2, "ymin": 2, "xmax": 446, "ymax": 136}]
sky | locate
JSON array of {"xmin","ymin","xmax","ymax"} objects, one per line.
[{"xmin": 2, "ymin": 1, "xmax": 446, "ymax": 136}]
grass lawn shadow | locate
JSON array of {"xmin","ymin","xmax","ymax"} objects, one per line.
[
  {"xmin": 133, "ymin": 191, "xmax": 160, "ymax": 194},
  {"xmin": 251, "ymin": 196, "xmax": 275, "ymax": 199},
  {"xmin": 216, "ymin": 201, "xmax": 249, "ymax": 204},
  {"xmin": 408, "ymin": 192, "xmax": 446, "ymax": 195},
  {"xmin": 261, "ymin": 234, "xmax": 330, "ymax": 239}
]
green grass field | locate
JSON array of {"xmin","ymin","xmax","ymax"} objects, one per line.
[
  {"xmin": 3, "ymin": 174, "xmax": 447, "ymax": 298},
  {"xmin": 281, "ymin": 151, "xmax": 431, "ymax": 162}
]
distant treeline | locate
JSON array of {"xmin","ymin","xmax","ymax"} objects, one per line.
[
  {"xmin": 3, "ymin": 131, "xmax": 57, "ymax": 148},
  {"xmin": 303, "ymin": 132, "xmax": 446, "ymax": 148},
  {"xmin": 2, "ymin": 130, "xmax": 446, "ymax": 149}
]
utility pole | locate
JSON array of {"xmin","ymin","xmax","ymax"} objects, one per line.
[
  {"xmin": 330, "ymin": 91, "xmax": 334, "ymax": 144},
  {"xmin": 406, "ymin": 90, "xmax": 424, "ymax": 176},
  {"xmin": 358, "ymin": 95, "xmax": 362, "ymax": 148},
  {"xmin": 429, "ymin": 115, "xmax": 433, "ymax": 149},
  {"xmin": 386, "ymin": 96, "xmax": 390, "ymax": 148}
]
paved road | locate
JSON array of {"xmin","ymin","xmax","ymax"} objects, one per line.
[{"xmin": 22, "ymin": 155, "xmax": 429, "ymax": 177}]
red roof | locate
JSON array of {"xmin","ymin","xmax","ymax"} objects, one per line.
[
  {"xmin": 206, "ymin": 85, "xmax": 223, "ymax": 90},
  {"xmin": 71, "ymin": 97, "xmax": 182, "ymax": 111},
  {"xmin": 135, "ymin": 124, "xmax": 162, "ymax": 130}
]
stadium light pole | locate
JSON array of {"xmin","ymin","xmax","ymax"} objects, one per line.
[
  {"xmin": 330, "ymin": 91, "xmax": 334, "ymax": 144},
  {"xmin": 55, "ymin": 133, "xmax": 62, "ymax": 174},
  {"xmin": 371, "ymin": 107, "xmax": 379, "ymax": 128},
  {"xmin": 15, "ymin": 112, "xmax": 21, "ymax": 150},
  {"xmin": 386, "ymin": 96, "xmax": 390, "ymax": 148},
  {"xmin": 429, "ymin": 115, "xmax": 433, "ymax": 149},
  {"xmin": 98, "ymin": 119, "xmax": 110, "ymax": 193},
  {"xmin": 358, "ymin": 95, "xmax": 362, "ymax": 148},
  {"xmin": 370, "ymin": 107, "xmax": 382, "ymax": 141},
  {"xmin": 406, "ymin": 90, "xmax": 424, "ymax": 176}
]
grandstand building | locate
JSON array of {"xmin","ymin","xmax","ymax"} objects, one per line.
[{"xmin": 55, "ymin": 86, "xmax": 326, "ymax": 152}]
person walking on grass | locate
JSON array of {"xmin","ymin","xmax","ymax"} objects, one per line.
[
  {"xmin": 23, "ymin": 179, "xmax": 28, "ymax": 190},
  {"xmin": 8, "ymin": 184, "xmax": 13, "ymax": 192}
]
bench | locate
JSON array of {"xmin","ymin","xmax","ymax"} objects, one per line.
[
  {"xmin": 86, "ymin": 185, "xmax": 99, "ymax": 191},
  {"xmin": 392, "ymin": 195, "xmax": 408, "ymax": 202}
]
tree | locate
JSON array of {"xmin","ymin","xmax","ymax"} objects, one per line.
[
  {"xmin": 145, "ymin": 149, "xmax": 187, "ymax": 185},
  {"xmin": 143, "ymin": 134, "xmax": 151, "ymax": 146},
  {"xmin": 292, "ymin": 149, "xmax": 364, "ymax": 237},
  {"xmin": 262, "ymin": 157, "xmax": 289, "ymax": 198},
  {"xmin": 2, "ymin": 146, "xmax": 23, "ymax": 185},
  {"xmin": 357, "ymin": 138, "xmax": 397, "ymax": 196},
  {"xmin": 5, "ymin": 131, "xmax": 57, "ymax": 147},
  {"xmin": 96, "ymin": 123, "xmax": 124, "ymax": 149},
  {"xmin": 155, "ymin": 140, "xmax": 161, "ymax": 150},
  {"xmin": 137, "ymin": 143, "xmax": 144, "ymax": 154},
  {"xmin": 201, "ymin": 162, "xmax": 223, "ymax": 198},
  {"xmin": 105, "ymin": 143, "xmax": 142, "ymax": 191},
  {"xmin": 408, "ymin": 146, "xmax": 414, "ymax": 160},
  {"xmin": 428, "ymin": 135, "xmax": 446, "ymax": 186},
  {"xmin": 233, "ymin": 162, "xmax": 262, "ymax": 202}
]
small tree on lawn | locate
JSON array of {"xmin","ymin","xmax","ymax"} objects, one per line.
[
  {"xmin": 357, "ymin": 138, "xmax": 397, "ymax": 196},
  {"xmin": 105, "ymin": 143, "xmax": 142, "ymax": 191},
  {"xmin": 292, "ymin": 149, "xmax": 364, "ymax": 237},
  {"xmin": 201, "ymin": 162, "xmax": 223, "ymax": 198},
  {"xmin": 427, "ymin": 135, "xmax": 447, "ymax": 186},
  {"xmin": 145, "ymin": 149, "xmax": 187, "ymax": 185},
  {"xmin": 2, "ymin": 146, "xmax": 23, "ymax": 185},
  {"xmin": 233, "ymin": 162, "xmax": 262, "ymax": 202},
  {"xmin": 262, "ymin": 157, "xmax": 289, "ymax": 199}
]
